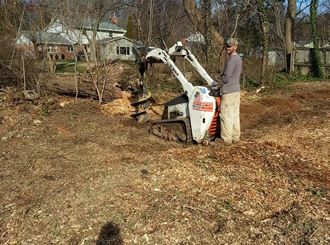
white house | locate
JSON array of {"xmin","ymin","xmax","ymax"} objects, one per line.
[
  {"xmin": 47, "ymin": 17, "xmax": 126, "ymax": 45},
  {"xmin": 186, "ymin": 32, "xmax": 205, "ymax": 44},
  {"xmin": 15, "ymin": 16, "xmax": 131, "ymax": 60},
  {"xmin": 98, "ymin": 36, "xmax": 142, "ymax": 61}
]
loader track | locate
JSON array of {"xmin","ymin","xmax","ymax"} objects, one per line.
[{"xmin": 150, "ymin": 118, "xmax": 192, "ymax": 144}]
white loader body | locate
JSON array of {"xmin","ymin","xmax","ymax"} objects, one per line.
[{"xmin": 145, "ymin": 41, "xmax": 220, "ymax": 144}]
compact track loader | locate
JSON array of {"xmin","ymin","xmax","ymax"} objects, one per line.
[{"xmin": 133, "ymin": 38, "xmax": 221, "ymax": 145}]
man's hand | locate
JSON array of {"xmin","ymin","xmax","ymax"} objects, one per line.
[{"xmin": 211, "ymin": 81, "xmax": 218, "ymax": 89}]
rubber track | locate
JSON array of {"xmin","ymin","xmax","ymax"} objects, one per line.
[{"xmin": 150, "ymin": 118, "xmax": 193, "ymax": 144}]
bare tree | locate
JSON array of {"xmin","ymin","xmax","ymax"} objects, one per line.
[
  {"xmin": 135, "ymin": 0, "xmax": 145, "ymax": 41},
  {"xmin": 0, "ymin": 0, "xmax": 23, "ymax": 87},
  {"xmin": 122, "ymin": 0, "xmax": 193, "ymax": 45},
  {"xmin": 254, "ymin": 0, "xmax": 269, "ymax": 84},
  {"xmin": 285, "ymin": 0, "xmax": 296, "ymax": 73},
  {"xmin": 310, "ymin": 0, "xmax": 323, "ymax": 78},
  {"xmin": 57, "ymin": 0, "xmax": 129, "ymax": 103},
  {"xmin": 147, "ymin": 0, "xmax": 154, "ymax": 42},
  {"xmin": 183, "ymin": 0, "xmax": 224, "ymax": 46},
  {"xmin": 84, "ymin": 0, "xmax": 122, "ymax": 62}
]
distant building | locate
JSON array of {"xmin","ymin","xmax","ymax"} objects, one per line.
[
  {"xmin": 16, "ymin": 30, "xmax": 78, "ymax": 60},
  {"xmin": 185, "ymin": 32, "xmax": 206, "ymax": 52},
  {"xmin": 268, "ymin": 47, "xmax": 284, "ymax": 67},
  {"xmin": 296, "ymin": 40, "xmax": 330, "ymax": 48},
  {"xmin": 15, "ymin": 17, "xmax": 138, "ymax": 61},
  {"xmin": 186, "ymin": 32, "xmax": 205, "ymax": 44},
  {"xmin": 98, "ymin": 37, "xmax": 143, "ymax": 61}
]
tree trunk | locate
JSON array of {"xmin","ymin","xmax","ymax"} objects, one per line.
[
  {"xmin": 285, "ymin": 0, "xmax": 296, "ymax": 73},
  {"xmin": 182, "ymin": 0, "xmax": 224, "ymax": 46},
  {"xmin": 89, "ymin": 19, "xmax": 100, "ymax": 63},
  {"xmin": 256, "ymin": 0, "xmax": 269, "ymax": 85},
  {"xmin": 183, "ymin": 0, "xmax": 225, "ymax": 70},
  {"xmin": 202, "ymin": 0, "xmax": 212, "ymax": 63},
  {"xmin": 147, "ymin": 0, "xmax": 153, "ymax": 42},
  {"xmin": 135, "ymin": 0, "xmax": 145, "ymax": 41},
  {"xmin": 43, "ymin": 74, "xmax": 123, "ymax": 102},
  {"xmin": 310, "ymin": 0, "xmax": 324, "ymax": 78}
]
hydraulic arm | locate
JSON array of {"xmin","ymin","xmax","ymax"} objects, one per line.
[
  {"xmin": 168, "ymin": 40, "xmax": 216, "ymax": 87},
  {"xmin": 145, "ymin": 48, "xmax": 194, "ymax": 99}
]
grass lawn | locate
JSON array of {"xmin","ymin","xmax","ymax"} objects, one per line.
[{"xmin": 55, "ymin": 60, "xmax": 88, "ymax": 73}]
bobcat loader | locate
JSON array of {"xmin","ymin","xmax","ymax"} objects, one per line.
[{"xmin": 135, "ymin": 38, "xmax": 221, "ymax": 145}]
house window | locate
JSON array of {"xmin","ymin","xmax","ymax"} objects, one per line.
[
  {"xmin": 47, "ymin": 46, "xmax": 57, "ymax": 53},
  {"xmin": 109, "ymin": 32, "xmax": 113, "ymax": 38},
  {"xmin": 67, "ymin": 46, "xmax": 74, "ymax": 52},
  {"xmin": 116, "ymin": 46, "xmax": 130, "ymax": 55}
]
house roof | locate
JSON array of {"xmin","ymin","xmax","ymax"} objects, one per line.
[
  {"xmin": 295, "ymin": 41, "xmax": 313, "ymax": 48},
  {"xmin": 20, "ymin": 31, "xmax": 74, "ymax": 45},
  {"xmin": 98, "ymin": 36, "xmax": 142, "ymax": 46},
  {"xmin": 99, "ymin": 21, "xmax": 126, "ymax": 32},
  {"xmin": 295, "ymin": 40, "xmax": 330, "ymax": 48},
  {"xmin": 186, "ymin": 32, "xmax": 205, "ymax": 44},
  {"xmin": 48, "ymin": 18, "xmax": 126, "ymax": 34},
  {"xmin": 98, "ymin": 37, "xmax": 122, "ymax": 43},
  {"xmin": 83, "ymin": 18, "xmax": 126, "ymax": 33},
  {"xmin": 41, "ymin": 33, "xmax": 74, "ymax": 45}
]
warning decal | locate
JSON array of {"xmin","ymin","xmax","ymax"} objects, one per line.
[
  {"xmin": 192, "ymin": 93, "xmax": 213, "ymax": 112},
  {"xmin": 201, "ymin": 102, "xmax": 213, "ymax": 112}
]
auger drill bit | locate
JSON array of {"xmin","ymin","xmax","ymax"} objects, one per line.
[{"xmin": 130, "ymin": 75, "xmax": 151, "ymax": 123}]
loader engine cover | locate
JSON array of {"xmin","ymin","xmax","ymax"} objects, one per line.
[
  {"xmin": 162, "ymin": 94, "xmax": 189, "ymax": 120},
  {"xmin": 188, "ymin": 86, "xmax": 216, "ymax": 143}
]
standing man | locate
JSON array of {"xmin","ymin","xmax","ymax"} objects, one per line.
[{"xmin": 219, "ymin": 38, "xmax": 242, "ymax": 145}]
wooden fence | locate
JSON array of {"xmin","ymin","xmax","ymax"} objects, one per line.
[
  {"xmin": 293, "ymin": 45, "xmax": 330, "ymax": 75},
  {"xmin": 268, "ymin": 44, "xmax": 330, "ymax": 75}
]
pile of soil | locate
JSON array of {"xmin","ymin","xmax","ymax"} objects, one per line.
[{"xmin": 0, "ymin": 82, "xmax": 329, "ymax": 244}]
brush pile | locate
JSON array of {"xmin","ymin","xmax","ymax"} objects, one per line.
[{"xmin": 44, "ymin": 60, "xmax": 124, "ymax": 102}]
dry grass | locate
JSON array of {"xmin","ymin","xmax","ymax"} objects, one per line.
[{"xmin": 0, "ymin": 82, "xmax": 329, "ymax": 245}]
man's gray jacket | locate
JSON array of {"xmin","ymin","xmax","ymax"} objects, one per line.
[{"xmin": 220, "ymin": 54, "xmax": 242, "ymax": 95}]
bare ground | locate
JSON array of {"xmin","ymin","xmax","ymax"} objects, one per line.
[{"xmin": 0, "ymin": 82, "xmax": 329, "ymax": 245}]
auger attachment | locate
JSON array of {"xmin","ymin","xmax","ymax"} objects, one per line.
[{"xmin": 130, "ymin": 78, "xmax": 151, "ymax": 123}]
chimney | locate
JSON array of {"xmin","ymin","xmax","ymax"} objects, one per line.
[{"xmin": 111, "ymin": 13, "xmax": 118, "ymax": 25}]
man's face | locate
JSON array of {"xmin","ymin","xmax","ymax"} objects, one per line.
[{"xmin": 226, "ymin": 44, "xmax": 237, "ymax": 55}]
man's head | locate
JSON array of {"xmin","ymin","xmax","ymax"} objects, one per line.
[{"xmin": 225, "ymin": 38, "xmax": 238, "ymax": 55}]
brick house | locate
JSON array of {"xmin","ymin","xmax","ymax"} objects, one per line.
[{"xmin": 16, "ymin": 31, "xmax": 79, "ymax": 60}]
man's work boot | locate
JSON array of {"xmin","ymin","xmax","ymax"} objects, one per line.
[
  {"xmin": 210, "ymin": 140, "xmax": 232, "ymax": 147},
  {"xmin": 232, "ymin": 139, "xmax": 240, "ymax": 144},
  {"xmin": 219, "ymin": 140, "xmax": 233, "ymax": 146}
]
